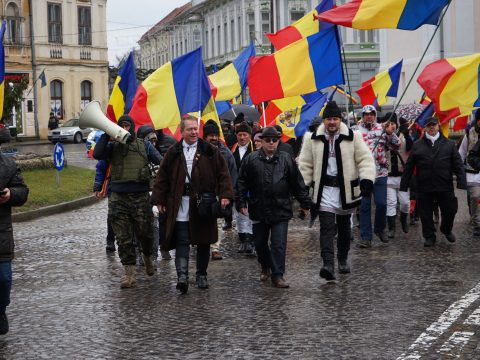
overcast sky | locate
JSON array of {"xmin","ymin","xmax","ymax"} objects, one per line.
[{"xmin": 106, "ymin": 0, "xmax": 189, "ymax": 65}]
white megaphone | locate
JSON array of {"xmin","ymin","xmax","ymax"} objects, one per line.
[{"xmin": 79, "ymin": 101, "xmax": 131, "ymax": 144}]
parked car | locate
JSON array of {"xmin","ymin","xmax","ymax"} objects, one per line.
[
  {"xmin": 86, "ymin": 130, "xmax": 104, "ymax": 151},
  {"xmin": 48, "ymin": 118, "xmax": 93, "ymax": 144}
]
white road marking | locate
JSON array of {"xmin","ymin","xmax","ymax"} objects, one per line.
[
  {"xmin": 397, "ymin": 282, "xmax": 480, "ymax": 360},
  {"xmin": 438, "ymin": 331, "xmax": 474, "ymax": 357},
  {"xmin": 465, "ymin": 306, "xmax": 480, "ymax": 326}
]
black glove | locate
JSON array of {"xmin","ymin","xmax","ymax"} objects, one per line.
[{"xmin": 360, "ymin": 179, "xmax": 373, "ymax": 197}]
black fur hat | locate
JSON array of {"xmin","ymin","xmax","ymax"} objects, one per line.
[
  {"xmin": 235, "ymin": 121, "xmax": 252, "ymax": 135},
  {"xmin": 322, "ymin": 101, "xmax": 342, "ymax": 119},
  {"xmin": 203, "ymin": 119, "xmax": 220, "ymax": 137}
]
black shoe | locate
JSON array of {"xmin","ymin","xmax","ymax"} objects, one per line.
[
  {"xmin": 338, "ymin": 260, "xmax": 351, "ymax": 274},
  {"xmin": 176, "ymin": 275, "xmax": 189, "ymax": 294},
  {"xmin": 400, "ymin": 212, "xmax": 409, "ymax": 233},
  {"xmin": 357, "ymin": 239, "xmax": 372, "ymax": 248},
  {"xmin": 196, "ymin": 275, "xmax": 209, "ymax": 289},
  {"xmin": 424, "ymin": 237, "xmax": 436, "ymax": 247},
  {"xmin": 237, "ymin": 242, "xmax": 246, "ymax": 253},
  {"xmin": 445, "ymin": 232, "xmax": 456, "ymax": 243},
  {"xmin": 375, "ymin": 231, "xmax": 389, "ymax": 243},
  {"xmin": 222, "ymin": 221, "xmax": 232, "ymax": 230},
  {"xmin": 474, "ymin": 228, "xmax": 480, "ymax": 237},
  {"xmin": 106, "ymin": 242, "xmax": 115, "ymax": 253},
  {"xmin": 0, "ymin": 313, "xmax": 8, "ymax": 335},
  {"xmin": 319, "ymin": 265, "xmax": 336, "ymax": 280}
]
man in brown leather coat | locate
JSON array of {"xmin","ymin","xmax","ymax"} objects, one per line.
[{"xmin": 151, "ymin": 115, "xmax": 233, "ymax": 294}]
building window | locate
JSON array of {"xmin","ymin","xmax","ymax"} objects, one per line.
[
  {"xmin": 50, "ymin": 80, "xmax": 63, "ymax": 119},
  {"xmin": 193, "ymin": 30, "xmax": 201, "ymax": 50},
  {"xmin": 48, "ymin": 3, "xmax": 62, "ymax": 43},
  {"xmin": 247, "ymin": 12, "xmax": 255, "ymax": 43},
  {"xmin": 6, "ymin": 2, "xmax": 21, "ymax": 45},
  {"xmin": 290, "ymin": 11, "xmax": 305, "ymax": 22},
  {"xmin": 223, "ymin": 22, "xmax": 227, "ymax": 53},
  {"xmin": 261, "ymin": 12, "xmax": 270, "ymax": 44},
  {"xmin": 211, "ymin": 27, "xmax": 215, "ymax": 56},
  {"xmin": 217, "ymin": 25, "xmax": 220, "ymax": 56},
  {"xmin": 205, "ymin": 30, "xmax": 209, "ymax": 57},
  {"xmin": 230, "ymin": 19, "xmax": 235, "ymax": 51},
  {"xmin": 238, "ymin": 16, "xmax": 242, "ymax": 47},
  {"xmin": 78, "ymin": 6, "xmax": 92, "ymax": 45},
  {"xmin": 80, "ymin": 80, "xmax": 92, "ymax": 111}
]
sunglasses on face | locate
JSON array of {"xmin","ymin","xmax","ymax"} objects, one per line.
[{"xmin": 263, "ymin": 138, "xmax": 279, "ymax": 143}]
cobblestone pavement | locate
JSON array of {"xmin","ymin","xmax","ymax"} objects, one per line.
[{"xmin": 2, "ymin": 190, "xmax": 480, "ymax": 359}]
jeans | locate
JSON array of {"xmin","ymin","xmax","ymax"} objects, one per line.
[
  {"xmin": 252, "ymin": 221, "xmax": 288, "ymax": 279},
  {"xmin": 174, "ymin": 221, "xmax": 210, "ymax": 276},
  {"xmin": 468, "ymin": 186, "xmax": 480, "ymax": 230},
  {"xmin": 417, "ymin": 191, "xmax": 458, "ymax": 240},
  {"xmin": 0, "ymin": 261, "xmax": 12, "ymax": 314},
  {"xmin": 360, "ymin": 176, "xmax": 387, "ymax": 241},
  {"xmin": 319, "ymin": 212, "xmax": 351, "ymax": 265}
]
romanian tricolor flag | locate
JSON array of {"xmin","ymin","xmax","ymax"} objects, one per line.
[
  {"xmin": 261, "ymin": 92, "xmax": 323, "ymax": 125},
  {"xmin": 0, "ymin": 21, "xmax": 6, "ymax": 120},
  {"xmin": 268, "ymin": 92, "xmax": 328, "ymax": 139},
  {"xmin": 248, "ymin": 26, "xmax": 343, "ymax": 104},
  {"xmin": 208, "ymin": 44, "xmax": 255, "ymax": 101},
  {"xmin": 106, "ymin": 52, "xmax": 137, "ymax": 122},
  {"xmin": 266, "ymin": 0, "xmax": 334, "ymax": 51},
  {"xmin": 356, "ymin": 59, "xmax": 403, "ymax": 106},
  {"xmin": 316, "ymin": 0, "xmax": 449, "ymax": 30},
  {"xmin": 129, "ymin": 47, "xmax": 216, "ymax": 131},
  {"xmin": 417, "ymin": 53, "xmax": 480, "ymax": 121}
]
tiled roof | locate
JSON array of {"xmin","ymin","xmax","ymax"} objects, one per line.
[{"xmin": 138, "ymin": 2, "xmax": 192, "ymax": 43}]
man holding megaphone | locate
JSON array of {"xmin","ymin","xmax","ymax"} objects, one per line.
[{"xmin": 93, "ymin": 115, "xmax": 162, "ymax": 288}]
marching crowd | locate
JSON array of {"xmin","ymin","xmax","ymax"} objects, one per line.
[
  {"xmin": 0, "ymin": 102, "xmax": 479, "ymax": 333},
  {"xmin": 84, "ymin": 101, "xmax": 478, "ymax": 293}
]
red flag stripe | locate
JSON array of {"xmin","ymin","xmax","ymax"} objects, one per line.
[
  {"xmin": 266, "ymin": 26, "xmax": 303, "ymax": 51},
  {"xmin": 248, "ymin": 56, "xmax": 284, "ymax": 105}
]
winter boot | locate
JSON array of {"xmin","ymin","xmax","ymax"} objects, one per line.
[
  {"xmin": 142, "ymin": 254, "xmax": 155, "ymax": 276},
  {"xmin": 400, "ymin": 212, "xmax": 409, "ymax": 233},
  {"xmin": 237, "ymin": 233, "xmax": 246, "ymax": 253},
  {"xmin": 244, "ymin": 234, "xmax": 255, "ymax": 256},
  {"xmin": 387, "ymin": 216, "xmax": 396, "ymax": 239},
  {"xmin": 175, "ymin": 257, "xmax": 189, "ymax": 294},
  {"xmin": 120, "ymin": 265, "xmax": 136, "ymax": 288}
]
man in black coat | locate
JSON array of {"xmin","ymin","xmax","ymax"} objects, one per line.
[
  {"xmin": 236, "ymin": 127, "xmax": 311, "ymax": 288},
  {"xmin": 400, "ymin": 117, "xmax": 466, "ymax": 247},
  {"xmin": 0, "ymin": 128, "xmax": 29, "ymax": 334}
]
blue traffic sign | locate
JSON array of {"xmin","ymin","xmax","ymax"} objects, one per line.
[{"xmin": 53, "ymin": 143, "xmax": 65, "ymax": 171}]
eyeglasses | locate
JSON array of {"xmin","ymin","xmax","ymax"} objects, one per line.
[{"xmin": 263, "ymin": 138, "xmax": 279, "ymax": 143}]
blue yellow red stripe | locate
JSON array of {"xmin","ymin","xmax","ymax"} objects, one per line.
[
  {"xmin": 248, "ymin": 27, "xmax": 343, "ymax": 104},
  {"xmin": 317, "ymin": 0, "xmax": 449, "ymax": 30}
]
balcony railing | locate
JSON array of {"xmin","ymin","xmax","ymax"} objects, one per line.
[{"xmin": 50, "ymin": 43, "xmax": 62, "ymax": 59}]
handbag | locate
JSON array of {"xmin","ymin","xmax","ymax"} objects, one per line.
[{"xmin": 182, "ymin": 156, "xmax": 224, "ymax": 220}]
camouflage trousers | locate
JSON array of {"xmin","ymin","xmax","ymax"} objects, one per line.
[{"xmin": 109, "ymin": 192, "xmax": 154, "ymax": 265}]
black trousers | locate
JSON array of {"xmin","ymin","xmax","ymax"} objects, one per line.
[
  {"xmin": 416, "ymin": 191, "xmax": 458, "ymax": 240},
  {"xmin": 319, "ymin": 211, "xmax": 351, "ymax": 265},
  {"xmin": 174, "ymin": 221, "xmax": 210, "ymax": 276}
]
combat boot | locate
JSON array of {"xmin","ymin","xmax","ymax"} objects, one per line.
[
  {"xmin": 400, "ymin": 212, "xmax": 409, "ymax": 233},
  {"xmin": 142, "ymin": 254, "xmax": 155, "ymax": 276},
  {"xmin": 175, "ymin": 257, "xmax": 189, "ymax": 294},
  {"xmin": 120, "ymin": 265, "xmax": 136, "ymax": 288},
  {"xmin": 387, "ymin": 216, "xmax": 396, "ymax": 239}
]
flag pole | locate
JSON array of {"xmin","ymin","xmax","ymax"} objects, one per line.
[
  {"xmin": 25, "ymin": 67, "xmax": 46, "ymax": 97},
  {"xmin": 341, "ymin": 46, "xmax": 356, "ymax": 125},
  {"xmin": 387, "ymin": 0, "xmax": 453, "ymax": 121},
  {"xmin": 262, "ymin": 102, "xmax": 266, "ymax": 127},
  {"xmin": 372, "ymin": 0, "xmax": 453, "ymax": 151}
]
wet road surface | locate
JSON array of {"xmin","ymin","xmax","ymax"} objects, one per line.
[{"xmin": 2, "ymin": 190, "xmax": 480, "ymax": 359}]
